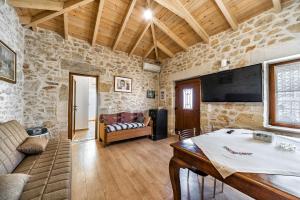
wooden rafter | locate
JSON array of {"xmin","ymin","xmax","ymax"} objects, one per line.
[
  {"xmin": 153, "ymin": 0, "xmax": 209, "ymax": 43},
  {"xmin": 214, "ymin": 0, "xmax": 238, "ymax": 30},
  {"xmin": 112, "ymin": 0, "xmax": 137, "ymax": 51},
  {"xmin": 150, "ymin": 23, "xmax": 159, "ymax": 59},
  {"xmin": 147, "ymin": 0, "xmax": 159, "ymax": 60},
  {"xmin": 153, "ymin": 17, "xmax": 188, "ymax": 50},
  {"xmin": 91, "ymin": 0, "xmax": 105, "ymax": 46},
  {"xmin": 25, "ymin": 0, "xmax": 95, "ymax": 28},
  {"xmin": 8, "ymin": 0, "xmax": 64, "ymax": 11},
  {"xmin": 272, "ymin": 0, "xmax": 281, "ymax": 12},
  {"xmin": 64, "ymin": 13, "xmax": 69, "ymax": 40},
  {"xmin": 32, "ymin": 24, "xmax": 37, "ymax": 32},
  {"xmin": 129, "ymin": 22, "xmax": 151, "ymax": 56},
  {"xmin": 152, "ymin": 0, "xmax": 185, "ymax": 18},
  {"xmin": 144, "ymin": 45, "xmax": 155, "ymax": 58},
  {"xmin": 157, "ymin": 41, "xmax": 174, "ymax": 57},
  {"xmin": 19, "ymin": 15, "xmax": 31, "ymax": 24}
]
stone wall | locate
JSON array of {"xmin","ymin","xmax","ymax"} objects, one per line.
[
  {"xmin": 0, "ymin": 3, "xmax": 24, "ymax": 123},
  {"xmin": 159, "ymin": 1, "xmax": 300, "ymax": 134},
  {"xmin": 23, "ymin": 29, "xmax": 158, "ymax": 135}
]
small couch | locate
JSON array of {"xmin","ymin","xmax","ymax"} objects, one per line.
[
  {"xmin": 99, "ymin": 112, "xmax": 152, "ymax": 146},
  {"xmin": 0, "ymin": 120, "xmax": 71, "ymax": 200}
]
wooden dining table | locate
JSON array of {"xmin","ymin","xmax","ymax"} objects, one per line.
[{"xmin": 169, "ymin": 139, "xmax": 300, "ymax": 200}]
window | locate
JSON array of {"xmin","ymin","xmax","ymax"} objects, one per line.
[
  {"xmin": 183, "ymin": 88, "xmax": 193, "ymax": 109},
  {"xmin": 269, "ymin": 59, "xmax": 300, "ymax": 129}
]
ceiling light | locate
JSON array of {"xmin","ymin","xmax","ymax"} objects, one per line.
[{"xmin": 143, "ymin": 9, "xmax": 153, "ymax": 21}]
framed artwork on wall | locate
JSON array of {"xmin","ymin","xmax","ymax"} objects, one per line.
[
  {"xmin": 114, "ymin": 76, "xmax": 132, "ymax": 93},
  {"xmin": 0, "ymin": 40, "xmax": 16, "ymax": 84},
  {"xmin": 160, "ymin": 89, "xmax": 166, "ymax": 101},
  {"xmin": 147, "ymin": 90, "xmax": 155, "ymax": 99}
]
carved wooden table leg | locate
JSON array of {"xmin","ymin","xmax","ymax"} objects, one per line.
[{"xmin": 169, "ymin": 157, "xmax": 182, "ymax": 200}]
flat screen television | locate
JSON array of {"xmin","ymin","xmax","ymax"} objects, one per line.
[{"xmin": 201, "ymin": 64, "xmax": 262, "ymax": 102}]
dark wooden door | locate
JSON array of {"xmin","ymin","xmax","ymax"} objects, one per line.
[{"xmin": 175, "ymin": 78, "xmax": 201, "ymax": 134}]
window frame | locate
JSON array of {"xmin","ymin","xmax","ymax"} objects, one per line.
[
  {"xmin": 268, "ymin": 59, "xmax": 300, "ymax": 129},
  {"xmin": 264, "ymin": 54, "xmax": 300, "ymax": 134}
]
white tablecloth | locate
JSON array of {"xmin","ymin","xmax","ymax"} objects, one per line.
[{"xmin": 191, "ymin": 129, "xmax": 300, "ymax": 178}]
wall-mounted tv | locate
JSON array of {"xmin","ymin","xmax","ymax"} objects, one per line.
[{"xmin": 201, "ymin": 64, "xmax": 262, "ymax": 102}]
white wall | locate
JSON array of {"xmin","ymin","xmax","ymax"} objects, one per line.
[
  {"xmin": 88, "ymin": 77, "xmax": 96, "ymax": 121},
  {"xmin": 74, "ymin": 76, "xmax": 89, "ymax": 130}
]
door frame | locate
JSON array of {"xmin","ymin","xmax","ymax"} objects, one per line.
[
  {"xmin": 68, "ymin": 72, "xmax": 99, "ymax": 140},
  {"xmin": 175, "ymin": 78, "xmax": 201, "ymax": 133}
]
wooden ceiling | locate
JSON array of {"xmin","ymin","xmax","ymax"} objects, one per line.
[{"xmin": 10, "ymin": 0, "xmax": 284, "ymax": 60}]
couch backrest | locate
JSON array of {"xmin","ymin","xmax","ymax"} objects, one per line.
[
  {"xmin": 100, "ymin": 112, "xmax": 144, "ymax": 124},
  {"xmin": 0, "ymin": 120, "xmax": 28, "ymax": 175}
]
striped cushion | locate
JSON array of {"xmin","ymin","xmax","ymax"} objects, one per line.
[{"xmin": 106, "ymin": 123, "xmax": 145, "ymax": 133}]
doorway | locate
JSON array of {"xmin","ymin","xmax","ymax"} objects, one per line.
[
  {"xmin": 175, "ymin": 78, "xmax": 201, "ymax": 134},
  {"xmin": 68, "ymin": 73, "xmax": 98, "ymax": 141}
]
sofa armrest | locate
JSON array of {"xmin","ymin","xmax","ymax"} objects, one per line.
[{"xmin": 99, "ymin": 123, "xmax": 107, "ymax": 146}]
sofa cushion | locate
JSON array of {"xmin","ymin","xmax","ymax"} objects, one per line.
[
  {"xmin": 13, "ymin": 138, "xmax": 71, "ymax": 200},
  {"xmin": 119, "ymin": 112, "xmax": 136, "ymax": 123},
  {"xmin": 135, "ymin": 112, "xmax": 144, "ymax": 121},
  {"xmin": 0, "ymin": 173, "xmax": 30, "ymax": 200},
  {"xmin": 106, "ymin": 122, "xmax": 145, "ymax": 133},
  {"xmin": 0, "ymin": 120, "xmax": 28, "ymax": 175},
  {"xmin": 17, "ymin": 137, "xmax": 49, "ymax": 155},
  {"xmin": 99, "ymin": 114, "xmax": 118, "ymax": 124}
]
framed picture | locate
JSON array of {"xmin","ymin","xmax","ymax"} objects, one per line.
[
  {"xmin": 0, "ymin": 40, "xmax": 16, "ymax": 84},
  {"xmin": 160, "ymin": 89, "xmax": 166, "ymax": 101},
  {"xmin": 114, "ymin": 76, "xmax": 132, "ymax": 93},
  {"xmin": 147, "ymin": 90, "xmax": 155, "ymax": 99}
]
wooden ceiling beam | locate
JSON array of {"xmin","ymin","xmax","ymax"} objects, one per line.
[
  {"xmin": 25, "ymin": 0, "xmax": 95, "ymax": 28},
  {"xmin": 64, "ymin": 13, "xmax": 69, "ymax": 40},
  {"xmin": 152, "ymin": 0, "xmax": 185, "ymax": 18},
  {"xmin": 214, "ymin": 0, "xmax": 238, "ymax": 30},
  {"xmin": 147, "ymin": 0, "xmax": 159, "ymax": 60},
  {"xmin": 153, "ymin": 17, "xmax": 188, "ymax": 50},
  {"xmin": 272, "ymin": 0, "xmax": 281, "ymax": 12},
  {"xmin": 157, "ymin": 41, "xmax": 174, "ymax": 57},
  {"xmin": 153, "ymin": 0, "xmax": 209, "ymax": 43},
  {"xmin": 151, "ymin": 23, "xmax": 159, "ymax": 60},
  {"xmin": 19, "ymin": 15, "xmax": 31, "ymax": 24},
  {"xmin": 32, "ymin": 24, "xmax": 37, "ymax": 32},
  {"xmin": 144, "ymin": 45, "xmax": 155, "ymax": 58},
  {"xmin": 8, "ymin": 0, "xmax": 64, "ymax": 11},
  {"xmin": 91, "ymin": 0, "xmax": 105, "ymax": 46},
  {"xmin": 112, "ymin": 0, "xmax": 137, "ymax": 51},
  {"xmin": 129, "ymin": 22, "xmax": 151, "ymax": 56}
]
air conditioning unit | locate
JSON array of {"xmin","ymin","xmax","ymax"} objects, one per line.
[{"xmin": 143, "ymin": 62, "xmax": 161, "ymax": 73}]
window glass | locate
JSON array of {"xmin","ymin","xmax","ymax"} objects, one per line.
[
  {"xmin": 274, "ymin": 62, "xmax": 300, "ymax": 126},
  {"xmin": 183, "ymin": 88, "xmax": 193, "ymax": 109}
]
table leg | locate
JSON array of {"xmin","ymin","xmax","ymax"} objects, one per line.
[{"xmin": 169, "ymin": 157, "xmax": 182, "ymax": 200}]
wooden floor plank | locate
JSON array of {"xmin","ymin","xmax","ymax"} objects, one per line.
[{"xmin": 72, "ymin": 136, "xmax": 253, "ymax": 200}]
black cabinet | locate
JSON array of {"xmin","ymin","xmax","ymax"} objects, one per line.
[{"xmin": 149, "ymin": 109, "xmax": 168, "ymax": 140}]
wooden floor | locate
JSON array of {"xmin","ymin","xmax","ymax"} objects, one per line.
[{"xmin": 71, "ymin": 136, "xmax": 253, "ymax": 200}]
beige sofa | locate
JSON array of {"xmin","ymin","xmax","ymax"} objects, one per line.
[{"xmin": 0, "ymin": 120, "xmax": 71, "ymax": 200}]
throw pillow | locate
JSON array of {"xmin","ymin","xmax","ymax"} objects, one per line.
[
  {"xmin": 0, "ymin": 174, "xmax": 29, "ymax": 200},
  {"xmin": 17, "ymin": 136, "xmax": 48, "ymax": 155},
  {"xmin": 136, "ymin": 116, "xmax": 145, "ymax": 123},
  {"xmin": 144, "ymin": 116, "xmax": 151, "ymax": 126}
]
